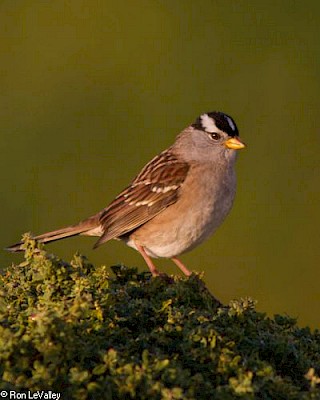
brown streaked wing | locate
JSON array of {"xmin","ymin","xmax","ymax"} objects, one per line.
[{"xmin": 94, "ymin": 150, "xmax": 189, "ymax": 247}]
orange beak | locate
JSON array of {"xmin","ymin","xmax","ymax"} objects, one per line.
[{"xmin": 224, "ymin": 136, "xmax": 246, "ymax": 150}]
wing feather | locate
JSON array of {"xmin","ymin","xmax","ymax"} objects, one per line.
[{"xmin": 94, "ymin": 150, "xmax": 189, "ymax": 247}]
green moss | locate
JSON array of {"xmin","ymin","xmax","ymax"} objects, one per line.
[{"xmin": 1, "ymin": 235, "xmax": 320, "ymax": 399}]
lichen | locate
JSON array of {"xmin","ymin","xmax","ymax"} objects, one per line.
[{"xmin": 0, "ymin": 235, "xmax": 320, "ymax": 399}]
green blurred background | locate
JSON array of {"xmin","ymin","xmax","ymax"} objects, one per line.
[{"xmin": 1, "ymin": 1, "xmax": 319, "ymax": 327}]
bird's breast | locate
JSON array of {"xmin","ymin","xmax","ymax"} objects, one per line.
[{"xmin": 127, "ymin": 163, "xmax": 237, "ymax": 258}]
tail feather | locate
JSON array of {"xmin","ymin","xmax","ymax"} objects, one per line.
[{"xmin": 6, "ymin": 219, "xmax": 98, "ymax": 253}]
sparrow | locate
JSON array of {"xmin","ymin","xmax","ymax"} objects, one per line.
[{"xmin": 7, "ymin": 111, "xmax": 245, "ymax": 276}]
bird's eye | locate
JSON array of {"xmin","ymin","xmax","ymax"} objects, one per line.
[{"xmin": 209, "ymin": 132, "xmax": 221, "ymax": 140}]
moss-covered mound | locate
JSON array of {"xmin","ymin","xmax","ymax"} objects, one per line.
[{"xmin": 0, "ymin": 237, "xmax": 320, "ymax": 399}]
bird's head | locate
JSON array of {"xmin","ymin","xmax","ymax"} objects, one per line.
[{"xmin": 174, "ymin": 111, "xmax": 246, "ymax": 163}]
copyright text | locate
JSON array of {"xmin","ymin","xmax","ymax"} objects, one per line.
[{"xmin": 0, "ymin": 391, "xmax": 61, "ymax": 400}]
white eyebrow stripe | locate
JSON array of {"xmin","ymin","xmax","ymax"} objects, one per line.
[
  {"xmin": 200, "ymin": 114, "xmax": 217, "ymax": 133},
  {"xmin": 225, "ymin": 115, "xmax": 236, "ymax": 131}
]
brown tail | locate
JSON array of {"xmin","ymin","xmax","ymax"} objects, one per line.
[{"xmin": 6, "ymin": 218, "xmax": 98, "ymax": 252}]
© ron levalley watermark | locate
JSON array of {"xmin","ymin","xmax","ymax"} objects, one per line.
[{"xmin": 0, "ymin": 391, "xmax": 61, "ymax": 400}]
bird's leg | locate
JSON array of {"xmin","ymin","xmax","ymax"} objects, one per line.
[
  {"xmin": 171, "ymin": 257, "xmax": 192, "ymax": 276},
  {"xmin": 135, "ymin": 242, "xmax": 160, "ymax": 276}
]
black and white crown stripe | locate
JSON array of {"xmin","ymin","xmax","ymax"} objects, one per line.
[
  {"xmin": 192, "ymin": 111, "xmax": 239, "ymax": 137},
  {"xmin": 200, "ymin": 114, "xmax": 218, "ymax": 133}
]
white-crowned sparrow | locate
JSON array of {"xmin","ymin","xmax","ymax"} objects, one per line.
[{"xmin": 7, "ymin": 111, "xmax": 245, "ymax": 276}]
